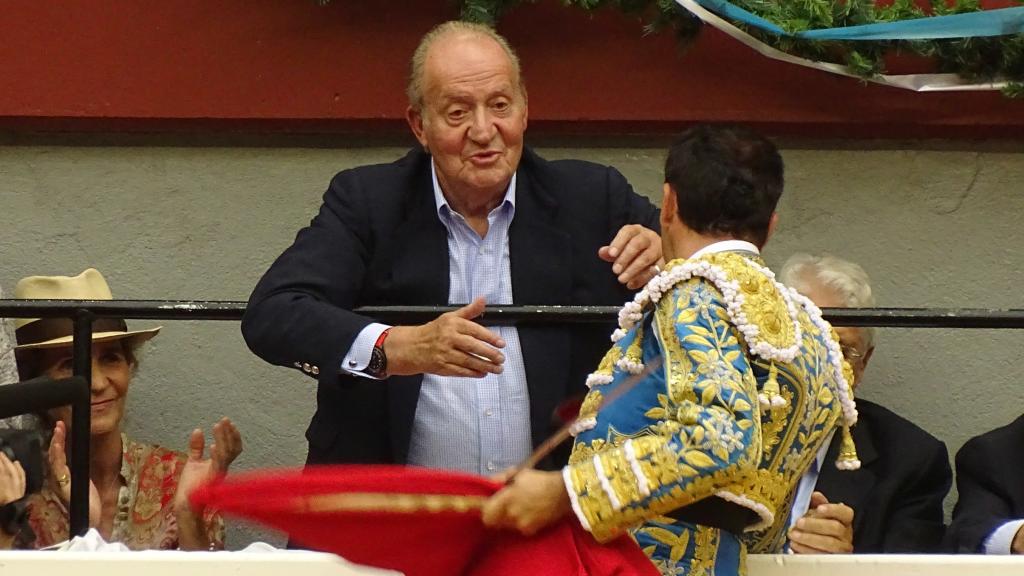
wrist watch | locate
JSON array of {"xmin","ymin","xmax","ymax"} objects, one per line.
[{"xmin": 366, "ymin": 328, "xmax": 391, "ymax": 378}]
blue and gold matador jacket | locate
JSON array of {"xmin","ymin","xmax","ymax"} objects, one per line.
[{"xmin": 563, "ymin": 250, "xmax": 859, "ymax": 576}]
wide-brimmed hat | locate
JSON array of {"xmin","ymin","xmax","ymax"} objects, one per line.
[{"xmin": 13, "ymin": 268, "xmax": 161, "ymax": 351}]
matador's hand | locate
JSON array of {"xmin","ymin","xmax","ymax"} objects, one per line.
[{"xmin": 481, "ymin": 469, "xmax": 571, "ymax": 536}]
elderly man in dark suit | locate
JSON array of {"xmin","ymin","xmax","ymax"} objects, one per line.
[
  {"xmin": 779, "ymin": 253, "xmax": 951, "ymax": 553},
  {"xmin": 242, "ymin": 21, "xmax": 661, "ymax": 473},
  {"xmin": 948, "ymin": 416, "xmax": 1024, "ymax": 554}
]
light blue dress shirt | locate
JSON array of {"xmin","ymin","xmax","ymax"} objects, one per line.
[
  {"xmin": 341, "ymin": 165, "xmax": 532, "ymax": 475},
  {"xmin": 789, "ymin": 429, "xmax": 835, "ymax": 530}
]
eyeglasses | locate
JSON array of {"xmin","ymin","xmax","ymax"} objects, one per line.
[{"xmin": 840, "ymin": 344, "xmax": 864, "ymax": 362}]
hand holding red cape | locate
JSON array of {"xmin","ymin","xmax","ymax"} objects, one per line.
[{"xmin": 191, "ymin": 465, "xmax": 658, "ymax": 576}]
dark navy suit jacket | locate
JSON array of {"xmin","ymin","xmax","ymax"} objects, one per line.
[{"xmin": 947, "ymin": 414, "xmax": 1024, "ymax": 552}]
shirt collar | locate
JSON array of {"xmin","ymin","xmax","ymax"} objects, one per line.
[
  {"xmin": 431, "ymin": 161, "xmax": 517, "ymax": 218},
  {"xmin": 689, "ymin": 239, "xmax": 760, "ymax": 260}
]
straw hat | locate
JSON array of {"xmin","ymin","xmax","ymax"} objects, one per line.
[{"xmin": 13, "ymin": 268, "xmax": 161, "ymax": 351}]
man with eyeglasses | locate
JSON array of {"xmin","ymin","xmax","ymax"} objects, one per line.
[{"xmin": 779, "ymin": 253, "xmax": 952, "ymax": 554}]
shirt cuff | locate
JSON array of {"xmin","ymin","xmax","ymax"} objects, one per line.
[
  {"xmin": 340, "ymin": 323, "xmax": 391, "ymax": 379},
  {"xmin": 983, "ymin": 519, "xmax": 1024, "ymax": 554}
]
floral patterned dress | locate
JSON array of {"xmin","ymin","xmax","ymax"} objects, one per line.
[{"xmin": 23, "ymin": 434, "xmax": 224, "ymax": 550}]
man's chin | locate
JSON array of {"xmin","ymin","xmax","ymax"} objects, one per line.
[
  {"xmin": 480, "ymin": 158, "xmax": 518, "ymax": 179},
  {"xmin": 458, "ymin": 172, "xmax": 509, "ymax": 192}
]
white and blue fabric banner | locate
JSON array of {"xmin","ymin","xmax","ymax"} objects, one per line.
[
  {"xmin": 676, "ymin": 0, "xmax": 1015, "ymax": 91},
  {"xmin": 696, "ymin": 0, "xmax": 1024, "ymax": 40}
]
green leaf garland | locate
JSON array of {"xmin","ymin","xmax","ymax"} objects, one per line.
[{"xmin": 315, "ymin": 0, "xmax": 1024, "ymax": 95}]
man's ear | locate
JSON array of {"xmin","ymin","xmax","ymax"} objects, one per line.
[
  {"xmin": 862, "ymin": 345, "xmax": 875, "ymax": 370},
  {"xmin": 521, "ymin": 87, "xmax": 529, "ymax": 132},
  {"xmin": 406, "ymin": 106, "xmax": 429, "ymax": 150},
  {"xmin": 660, "ymin": 183, "xmax": 676, "ymax": 230}
]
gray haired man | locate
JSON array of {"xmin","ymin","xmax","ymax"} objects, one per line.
[{"xmin": 780, "ymin": 253, "xmax": 951, "ymax": 554}]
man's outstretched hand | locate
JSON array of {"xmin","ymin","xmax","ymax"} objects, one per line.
[{"xmin": 385, "ymin": 297, "xmax": 507, "ymax": 378}]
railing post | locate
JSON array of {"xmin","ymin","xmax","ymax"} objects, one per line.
[{"xmin": 69, "ymin": 310, "xmax": 93, "ymax": 537}]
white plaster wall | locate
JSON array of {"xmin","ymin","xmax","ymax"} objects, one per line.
[{"xmin": 1, "ymin": 142, "xmax": 1021, "ymax": 547}]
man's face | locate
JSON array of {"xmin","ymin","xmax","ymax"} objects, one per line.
[
  {"xmin": 801, "ymin": 283, "xmax": 873, "ymax": 388},
  {"xmin": 833, "ymin": 325, "xmax": 870, "ymax": 388},
  {"xmin": 407, "ymin": 33, "xmax": 527, "ymax": 202}
]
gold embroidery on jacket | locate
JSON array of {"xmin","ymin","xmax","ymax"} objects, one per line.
[{"xmin": 690, "ymin": 525, "xmax": 720, "ymax": 576}]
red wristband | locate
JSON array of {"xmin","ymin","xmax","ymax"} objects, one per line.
[{"xmin": 374, "ymin": 327, "xmax": 392, "ymax": 349}]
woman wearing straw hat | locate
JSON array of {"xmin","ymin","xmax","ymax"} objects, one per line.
[{"xmin": 2, "ymin": 268, "xmax": 242, "ymax": 550}]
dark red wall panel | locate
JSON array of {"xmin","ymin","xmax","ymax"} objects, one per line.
[{"xmin": 1, "ymin": 0, "xmax": 1020, "ymax": 137}]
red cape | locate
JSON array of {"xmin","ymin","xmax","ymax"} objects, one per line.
[{"xmin": 191, "ymin": 465, "xmax": 658, "ymax": 576}]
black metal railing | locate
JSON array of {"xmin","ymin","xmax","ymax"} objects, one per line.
[
  {"xmin": 3, "ymin": 298, "xmax": 1024, "ymax": 537},
  {"xmin": 4, "ymin": 300, "xmax": 1024, "ymax": 328}
]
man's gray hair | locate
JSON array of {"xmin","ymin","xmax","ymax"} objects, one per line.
[
  {"xmin": 407, "ymin": 21, "xmax": 524, "ymax": 111},
  {"xmin": 780, "ymin": 253, "xmax": 876, "ymax": 347}
]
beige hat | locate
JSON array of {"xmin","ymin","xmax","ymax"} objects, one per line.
[{"xmin": 13, "ymin": 268, "xmax": 161, "ymax": 351}]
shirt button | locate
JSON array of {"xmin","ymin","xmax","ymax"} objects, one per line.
[
  {"xmin": 484, "ymin": 408, "xmax": 494, "ymax": 417},
  {"xmin": 348, "ymin": 360, "xmax": 357, "ymax": 368},
  {"xmin": 486, "ymin": 461, "xmax": 497, "ymax": 472}
]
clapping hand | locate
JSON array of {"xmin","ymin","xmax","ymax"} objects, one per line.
[
  {"xmin": 46, "ymin": 421, "xmax": 101, "ymax": 528},
  {"xmin": 174, "ymin": 417, "xmax": 242, "ymax": 514},
  {"xmin": 0, "ymin": 452, "xmax": 26, "ymax": 507},
  {"xmin": 173, "ymin": 417, "xmax": 241, "ymax": 551},
  {"xmin": 0, "ymin": 450, "xmax": 27, "ymax": 548}
]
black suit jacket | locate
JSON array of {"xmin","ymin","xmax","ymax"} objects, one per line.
[
  {"xmin": 814, "ymin": 398, "xmax": 951, "ymax": 553},
  {"xmin": 947, "ymin": 414, "xmax": 1024, "ymax": 552},
  {"xmin": 242, "ymin": 147, "xmax": 659, "ymax": 466}
]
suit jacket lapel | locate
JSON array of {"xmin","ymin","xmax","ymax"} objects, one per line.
[
  {"xmin": 384, "ymin": 152, "xmax": 448, "ymax": 463},
  {"xmin": 509, "ymin": 155, "xmax": 573, "ymax": 446},
  {"xmin": 380, "ymin": 150, "xmax": 449, "ymax": 306}
]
